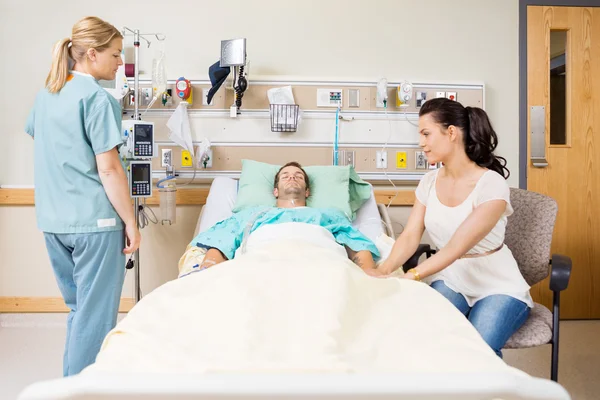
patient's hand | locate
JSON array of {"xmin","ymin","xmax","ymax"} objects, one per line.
[
  {"xmin": 363, "ymin": 267, "xmax": 392, "ymax": 278},
  {"xmin": 201, "ymin": 248, "xmax": 227, "ymax": 269}
]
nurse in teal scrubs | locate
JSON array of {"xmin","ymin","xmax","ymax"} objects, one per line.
[{"xmin": 25, "ymin": 16, "xmax": 141, "ymax": 376}]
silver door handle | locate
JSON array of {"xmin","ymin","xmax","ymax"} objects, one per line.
[{"xmin": 530, "ymin": 106, "xmax": 548, "ymax": 168}]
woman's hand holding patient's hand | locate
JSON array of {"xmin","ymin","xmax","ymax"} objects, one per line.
[{"xmin": 363, "ymin": 267, "xmax": 390, "ymax": 278}]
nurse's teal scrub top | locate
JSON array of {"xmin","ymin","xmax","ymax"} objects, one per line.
[{"xmin": 25, "ymin": 71, "xmax": 124, "ymax": 233}]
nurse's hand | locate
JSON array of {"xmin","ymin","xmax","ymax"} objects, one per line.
[{"xmin": 124, "ymin": 224, "xmax": 141, "ymax": 254}]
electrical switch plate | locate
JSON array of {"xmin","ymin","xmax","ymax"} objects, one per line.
[
  {"xmin": 317, "ymin": 88, "xmax": 343, "ymax": 107},
  {"xmin": 161, "ymin": 149, "xmax": 172, "ymax": 167},
  {"xmin": 181, "ymin": 150, "xmax": 193, "ymax": 167},
  {"xmin": 415, "ymin": 151, "xmax": 427, "ymax": 169},
  {"xmin": 416, "ymin": 91, "xmax": 427, "ymax": 107},
  {"xmin": 436, "ymin": 91, "xmax": 446, "ymax": 98},
  {"xmin": 202, "ymin": 88, "xmax": 213, "ymax": 106},
  {"xmin": 376, "ymin": 151, "xmax": 388, "ymax": 169},
  {"xmin": 446, "ymin": 92, "xmax": 457, "ymax": 101},
  {"xmin": 348, "ymin": 89, "xmax": 360, "ymax": 108},
  {"xmin": 396, "ymin": 151, "xmax": 407, "ymax": 169}
]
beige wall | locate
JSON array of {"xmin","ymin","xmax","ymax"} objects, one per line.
[{"xmin": 0, "ymin": 0, "xmax": 518, "ymax": 299}]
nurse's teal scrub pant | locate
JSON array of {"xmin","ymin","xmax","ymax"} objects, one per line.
[{"xmin": 43, "ymin": 230, "xmax": 126, "ymax": 376}]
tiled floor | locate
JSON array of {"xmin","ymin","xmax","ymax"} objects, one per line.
[{"xmin": 1, "ymin": 314, "xmax": 598, "ymax": 400}]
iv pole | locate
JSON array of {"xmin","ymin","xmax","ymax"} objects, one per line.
[{"xmin": 122, "ymin": 27, "xmax": 165, "ymax": 304}]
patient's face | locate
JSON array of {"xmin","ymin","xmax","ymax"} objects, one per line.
[{"xmin": 274, "ymin": 166, "xmax": 309, "ymax": 199}]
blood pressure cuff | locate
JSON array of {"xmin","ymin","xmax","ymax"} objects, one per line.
[{"xmin": 207, "ymin": 61, "xmax": 230, "ymax": 104}]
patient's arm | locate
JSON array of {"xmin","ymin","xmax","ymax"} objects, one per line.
[
  {"xmin": 201, "ymin": 248, "xmax": 228, "ymax": 269},
  {"xmin": 346, "ymin": 247, "xmax": 376, "ymax": 271}
]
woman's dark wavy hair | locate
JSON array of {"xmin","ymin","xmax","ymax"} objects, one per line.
[{"xmin": 419, "ymin": 97, "xmax": 509, "ymax": 179}]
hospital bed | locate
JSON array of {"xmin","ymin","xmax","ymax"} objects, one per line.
[{"xmin": 18, "ymin": 177, "xmax": 570, "ymax": 400}]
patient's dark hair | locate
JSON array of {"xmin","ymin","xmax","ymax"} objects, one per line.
[
  {"xmin": 419, "ymin": 97, "xmax": 510, "ymax": 179},
  {"xmin": 274, "ymin": 161, "xmax": 310, "ymax": 189}
]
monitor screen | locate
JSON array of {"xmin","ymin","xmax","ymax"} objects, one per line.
[
  {"xmin": 134, "ymin": 124, "xmax": 153, "ymax": 141},
  {"xmin": 132, "ymin": 163, "xmax": 150, "ymax": 183}
]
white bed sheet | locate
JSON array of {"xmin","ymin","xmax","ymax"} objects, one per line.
[{"xmin": 18, "ymin": 232, "xmax": 570, "ymax": 400}]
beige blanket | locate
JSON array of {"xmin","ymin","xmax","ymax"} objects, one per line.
[{"xmin": 86, "ymin": 237, "xmax": 527, "ymax": 377}]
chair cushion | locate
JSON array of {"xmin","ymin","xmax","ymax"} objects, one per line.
[
  {"xmin": 504, "ymin": 302, "xmax": 553, "ymax": 349},
  {"xmin": 505, "ymin": 188, "xmax": 557, "ymax": 286}
]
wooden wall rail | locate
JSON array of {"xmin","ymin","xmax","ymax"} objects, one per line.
[{"xmin": 0, "ymin": 188, "xmax": 416, "ymax": 207}]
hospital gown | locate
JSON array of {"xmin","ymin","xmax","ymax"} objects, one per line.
[{"xmin": 191, "ymin": 206, "xmax": 380, "ymax": 261}]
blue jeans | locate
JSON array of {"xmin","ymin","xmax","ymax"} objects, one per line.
[
  {"xmin": 430, "ymin": 280, "xmax": 530, "ymax": 358},
  {"xmin": 44, "ymin": 230, "xmax": 126, "ymax": 376}
]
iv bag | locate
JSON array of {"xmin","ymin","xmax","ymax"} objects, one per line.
[
  {"xmin": 152, "ymin": 47, "xmax": 167, "ymax": 97},
  {"xmin": 142, "ymin": 45, "xmax": 167, "ymax": 113}
]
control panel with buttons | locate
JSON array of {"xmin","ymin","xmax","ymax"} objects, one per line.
[
  {"xmin": 133, "ymin": 122, "xmax": 155, "ymax": 158},
  {"xmin": 129, "ymin": 161, "xmax": 153, "ymax": 198}
]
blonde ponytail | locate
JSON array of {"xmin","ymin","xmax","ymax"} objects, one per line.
[
  {"xmin": 45, "ymin": 38, "xmax": 71, "ymax": 93},
  {"xmin": 45, "ymin": 16, "xmax": 122, "ymax": 94}
]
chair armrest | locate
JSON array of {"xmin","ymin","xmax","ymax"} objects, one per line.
[
  {"xmin": 403, "ymin": 244, "xmax": 432, "ymax": 272},
  {"xmin": 549, "ymin": 254, "xmax": 572, "ymax": 292}
]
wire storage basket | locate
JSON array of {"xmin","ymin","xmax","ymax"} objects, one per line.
[{"xmin": 270, "ymin": 104, "xmax": 300, "ymax": 132}]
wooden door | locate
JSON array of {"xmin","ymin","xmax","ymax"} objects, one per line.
[{"xmin": 527, "ymin": 6, "xmax": 600, "ymax": 319}]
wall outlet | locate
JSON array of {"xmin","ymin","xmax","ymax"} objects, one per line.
[
  {"xmin": 435, "ymin": 91, "xmax": 446, "ymax": 98},
  {"xmin": 415, "ymin": 151, "xmax": 428, "ymax": 169},
  {"xmin": 376, "ymin": 151, "xmax": 388, "ymax": 169},
  {"xmin": 161, "ymin": 149, "xmax": 172, "ymax": 167}
]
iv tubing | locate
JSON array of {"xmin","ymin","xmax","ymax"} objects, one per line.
[
  {"xmin": 156, "ymin": 175, "xmax": 175, "ymax": 188},
  {"xmin": 334, "ymin": 107, "xmax": 339, "ymax": 165}
]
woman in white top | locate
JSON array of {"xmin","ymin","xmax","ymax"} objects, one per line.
[{"xmin": 373, "ymin": 97, "xmax": 532, "ymax": 357}]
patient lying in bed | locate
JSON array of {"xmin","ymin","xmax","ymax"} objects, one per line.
[{"xmin": 189, "ymin": 162, "xmax": 380, "ymax": 274}]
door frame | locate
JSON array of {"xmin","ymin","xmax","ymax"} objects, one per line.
[{"xmin": 518, "ymin": 0, "xmax": 600, "ymax": 188}]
